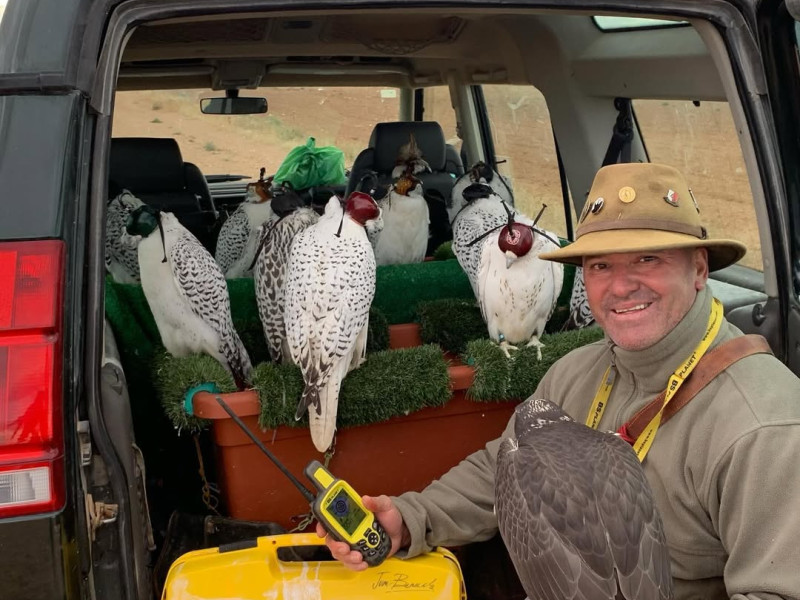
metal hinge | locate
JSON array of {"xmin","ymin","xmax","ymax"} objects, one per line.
[
  {"xmin": 77, "ymin": 420, "xmax": 92, "ymax": 467},
  {"xmin": 86, "ymin": 494, "xmax": 118, "ymax": 541}
]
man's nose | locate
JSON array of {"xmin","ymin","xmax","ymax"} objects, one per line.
[{"xmin": 607, "ymin": 268, "xmax": 640, "ymax": 296}]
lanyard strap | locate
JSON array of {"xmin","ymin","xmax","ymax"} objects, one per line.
[{"xmin": 585, "ymin": 298, "xmax": 724, "ymax": 462}]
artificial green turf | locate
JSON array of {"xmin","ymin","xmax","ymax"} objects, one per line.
[
  {"xmin": 417, "ymin": 298, "xmax": 487, "ymax": 354},
  {"xmin": 463, "ymin": 326, "xmax": 605, "ymax": 401}
]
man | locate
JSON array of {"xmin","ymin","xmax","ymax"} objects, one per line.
[{"xmin": 319, "ymin": 163, "xmax": 800, "ymax": 599}]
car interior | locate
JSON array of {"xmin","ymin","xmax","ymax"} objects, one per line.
[{"xmin": 94, "ymin": 5, "xmax": 777, "ymax": 598}]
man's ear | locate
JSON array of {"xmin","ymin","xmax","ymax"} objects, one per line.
[{"xmin": 694, "ymin": 247, "xmax": 710, "ymax": 290}]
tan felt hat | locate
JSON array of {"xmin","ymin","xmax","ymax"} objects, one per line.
[{"xmin": 540, "ymin": 162, "xmax": 747, "ymax": 271}]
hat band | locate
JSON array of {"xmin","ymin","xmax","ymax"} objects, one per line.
[{"xmin": 577, "ymin": 218, "xmax": 705, "ymax": 240}]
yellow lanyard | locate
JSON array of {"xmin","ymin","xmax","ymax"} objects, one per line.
[{"xmin": 585, "ymin": 298, "xmax": 724, "ymax": 462}]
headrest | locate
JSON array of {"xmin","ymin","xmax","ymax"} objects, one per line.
[
  {"xmin": 110, "ymin": 138, "xmax": 187, "ymax": 194},
  {"xmin": 370, "ymin": 122, "xmax": 447, "ymax": 173}
]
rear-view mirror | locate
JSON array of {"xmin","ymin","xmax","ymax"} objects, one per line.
[{"xmin": 200, "ymin": 97, "xmax": 268, "ymax": 115}]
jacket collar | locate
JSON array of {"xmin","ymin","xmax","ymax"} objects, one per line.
[{"xmin": 608, "ymin": 285, "xmax": 714, "ymax": 395}]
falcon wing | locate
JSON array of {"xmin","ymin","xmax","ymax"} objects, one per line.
[
  {"xmin": 285, "ymin": 229, "xmax": 376, "ymax": 416},
  {"xmin": 256, "ymin": 210, "xmax": 318, "ymax": 363},
  {"xmin": 496, "ymin": 426, "xmax": 619, "ymax": 600},
  {"xmin": 168, "ymin": 231, "xmax": 251, "ymax": 385},
  {"xmin": 215, "ymin": 206, "xmax": 249, "ymax": 274}
]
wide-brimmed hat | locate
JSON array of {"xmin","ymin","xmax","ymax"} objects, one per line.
[{"xmin": 539, "ymin": 163, "xmax": 746, "ymax": 271}]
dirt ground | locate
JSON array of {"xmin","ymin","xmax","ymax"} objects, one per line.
[{"xmin": 113, "ymin": 87, "xmax": 762, "ymax": 270}]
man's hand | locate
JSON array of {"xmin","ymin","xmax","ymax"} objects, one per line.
[{"xmin": 316, "ymin": 494, "xmax": 410, "ymax": 571}]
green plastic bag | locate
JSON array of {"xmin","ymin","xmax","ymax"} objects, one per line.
[{"xmin": 273, "ymin": 137, "xmax": 348, "ymax": 189}]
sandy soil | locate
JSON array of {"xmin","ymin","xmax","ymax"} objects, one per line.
[{"xmin": 113, "ymin": 87, "xmax": 761, "ymax": 270}]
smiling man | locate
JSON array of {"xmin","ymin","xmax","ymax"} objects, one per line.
[{"xmin": 320, "ymin": 163, "xmax": 800, "ymax": 599}]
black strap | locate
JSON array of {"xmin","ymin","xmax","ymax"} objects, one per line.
[{"xmin": 602, "ymin": 97, "xmax": 634, "ymax": 167}]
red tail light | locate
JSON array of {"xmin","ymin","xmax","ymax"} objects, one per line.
[{"xmin": 0, "ymin": 240, "xmax": 65, "ymax": 518}]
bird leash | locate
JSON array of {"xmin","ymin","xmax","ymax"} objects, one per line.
[
  {"xmin": 585, "ymin": 297, "xmax": 723, "ymax": 462},
  {"xmin": 288, "ymin": 435, "xmax": 338, "ymax": 534}
]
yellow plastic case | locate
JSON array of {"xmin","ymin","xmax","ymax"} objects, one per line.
[{"xmin": 162, "ymin": 532, "xmax": 466, "ymax": 600}]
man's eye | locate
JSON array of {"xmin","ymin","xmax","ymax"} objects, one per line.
[
  {"xmin": 640, "ymin": 256, "xmax": 657, "ymax": 263},
  {"xmin": 588, "ymin": 263, "xmax": 607, "ymax": 271}
]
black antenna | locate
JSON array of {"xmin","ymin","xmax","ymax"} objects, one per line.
[
  {"xmin": 156, "ymin": 211, "xmax": 167, "ymax": 263},
  {"xmin": 334, "ymin": 200, "xmax": 345, "ymax": 238},
  {"xmin": 532, "ymin": 204, "xmax": 547, "ymax": 226},
  {"xmin": 213, "ymin": 395, "xmax": 316, "ymax": 502}
]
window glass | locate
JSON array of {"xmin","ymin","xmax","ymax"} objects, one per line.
[
  {"xmin": 112, "ymin": 87, "xmax": 401, "ymax": 180},
  {"xmin": 634, "ymin": 100, "xmax": 761, "ymax": 270},
  {"xmin": 423, "ymin": 86, "xmax": 461, "ymax": 154},
  {"xmin": 481, "ymin": 85, "xmax": 569, "ymax": 239}
]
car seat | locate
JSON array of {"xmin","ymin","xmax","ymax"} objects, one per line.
[
  {"xmin": 346, "ymin": 121, "xmax": 464, "ymax": 254},
  {"xmin": 109, "ymin": 137, "xmax": 221, "ymax": 252}
]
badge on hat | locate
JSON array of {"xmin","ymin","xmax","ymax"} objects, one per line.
[
  {"xmin": 618, "ymin": 186, "xmax": 636, "ymax": 203},
  {"xmin": 664, "ymin": 189, "xmax": 679, "ymax": 207}
]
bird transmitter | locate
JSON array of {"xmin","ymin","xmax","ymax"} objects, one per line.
[
  {"xmin": 305, "ymin": 460, "xmax": 391, "ymax": 564},
  {"xmin": 212, "ymin": 396, "xmax": 391, "ymax": 566}
]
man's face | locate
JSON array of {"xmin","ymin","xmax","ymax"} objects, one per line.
[{"xmin": 582, "ymin": 248, "xmax": 709, "ymax": 351}]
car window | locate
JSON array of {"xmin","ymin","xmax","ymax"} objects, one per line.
[
  {"xmin": 111, "ymin": 86, "xmax": 402, "ymax": 180},
  {"xmin": 634, "ymin": 99, "xmax": 761, "ymax": 271},
  {"xmin": 481, "ymin": 84, "xmax": 569, "ymax": 239},
  {"xmin": 423, "ymin": 86, "xmax": 462, "ymax": 154}
]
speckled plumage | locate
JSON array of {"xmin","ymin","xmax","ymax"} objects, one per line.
[
  {"xmin": 106, "ymin": 190, "xmax": 145, "ymax": 283},
  {"xmin": 564, "ymin": 267, "xmax": 595, "ymax": 330},
  {"xmin": 215, "ymin": 187, "xmax": 274, "ymax": 278},
  {"xmin": 372, "ymin": 181, "xmax": 430, "ymax": 265},
  {"xmin": 285, "ymin": 196, "xmax": 380, "ymax": 452},
  {"xmin": 451, "ymin": 192, "xmax": 511, "ymax": 295},
  {"xmin": 254, "ymin": 207, "xmax": 319, "ymax": 364},
  {"xmin": 137, "ymin": 211, "xmax": 252, "ymax": 389},
  {"xmin": 449, "ymin": 161, "xmax": 514, "ymax": 225},
  {"xmin": 477, "ymin": 216, "xmax": 563, "ymax": 357},
  {"xmin": 496, "ymin": 398, "xmax": 674, "ymax": 600}
]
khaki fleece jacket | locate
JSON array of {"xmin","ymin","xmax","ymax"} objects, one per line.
[{"xmin": 393, "ymin": 286, "xmax": 800, "ymax": 599}]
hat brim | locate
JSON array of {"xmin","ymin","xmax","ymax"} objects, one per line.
[{"xmin": 539, "ymin": 229, "xmax": 747, "ymax": 272}]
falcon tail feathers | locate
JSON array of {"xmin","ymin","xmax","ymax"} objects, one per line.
[
  {"xmin": 295, "ymin": 384, "xmax": 319, "ymax": 421},
  {"xmin": 223, "ymin": 333, "xmax": 253, "ymax": 391},
  {"xmin": 308, "ymin": 375, "xmax": 342, "ymax": 453}
]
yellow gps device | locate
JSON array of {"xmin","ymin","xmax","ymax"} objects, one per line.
[
  {"xmin": 210, "ymin": 396, "xmax": 391, "ymax": 567},
  {"xmin": 305, "ymin": 460, "xmax": 391, "ymax": 566}
]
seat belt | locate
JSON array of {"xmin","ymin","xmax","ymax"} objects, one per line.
[{"xmin": 601, "ymin": 97, "xmax": 634, "ymax": 166}]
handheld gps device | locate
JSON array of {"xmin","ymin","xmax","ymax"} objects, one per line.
[
  {"xmin": 211, "ymin": 395, "xmax": 391, "ymax": 567},
  {"xmin": 304, "ymin": 460, "xmax": 391, "ymax": 566}
]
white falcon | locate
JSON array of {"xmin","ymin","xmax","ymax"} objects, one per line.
[
  {"xmin": 496, "ymin": 398, "xmax": 674, "ymax": 600},
  {"xmin": 285, "ymin": 192, "xmax": 382, "ymax": 452},
  {"xmin": 127, "ymin": 205, "xmax": 253, "ymax": 389},
  {"xmin": 451, "ymin": 183, "xmax": 512, "ymax": 295},
  {"xmin": 254, "ymin": 185, "xmax": 319, "ymax": 364},
  {"xmin": 371, "ymin": 173, "xmax": 430, "ymax": 265},
  {"xmin": 449, "ymin": 161, "xmax": 514, "ymax": 225},
  {"xmin": 215, "ymin": 168, "xmax": 274, "ymax": 279},
  {"xmin": 391, "ymin": 134, "xmax": 430, "ymax": 178},
  {"xmin": 477, "ymin": 203, "xmax": 563, "ymax": 359},
  {"xmin": 106, "ymin": 189, "xmax": 145, "ymax": 283}
]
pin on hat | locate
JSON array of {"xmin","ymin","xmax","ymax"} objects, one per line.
[
  {"xmin": 664, "ymin": 189, "xmax": 679, "ymax": 207},
  {"xmin": 539, "ymin": 163, "xmax": 746, "ymax": 272}
]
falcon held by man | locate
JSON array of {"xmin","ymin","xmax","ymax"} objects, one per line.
[
  {"xmin": 284, "ymin": 192, "xmax": 382, "ymax": 452},
  {"xmin": 495, "ymin": 398, "xmax": 674, "ymax": 600},
  {"xmin": 127, "ymin": 205, "xmax": 253, "ymax": 390}
]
